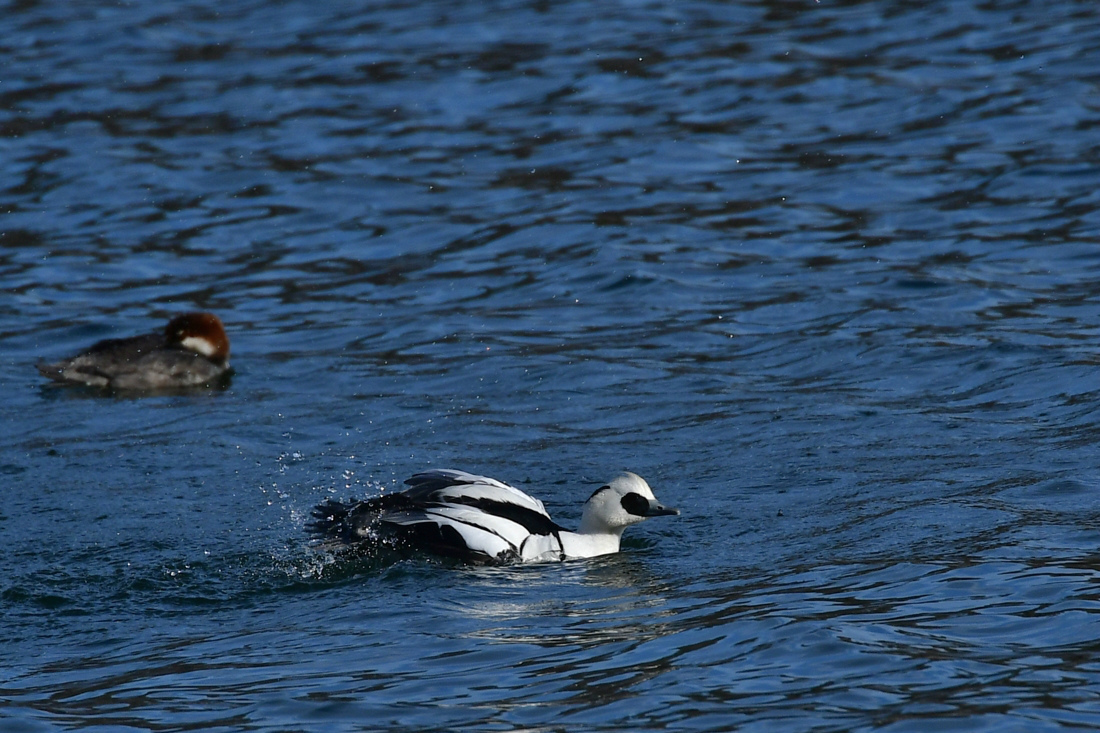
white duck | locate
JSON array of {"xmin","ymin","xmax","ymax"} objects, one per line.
[{"xmin": 309, "ymin": 468, "xmax": 678, "ymax": 564}]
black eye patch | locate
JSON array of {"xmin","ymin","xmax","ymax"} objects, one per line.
[{"xmin": 620, "ymin": 492, "xmax": 649, "ymax": 517}]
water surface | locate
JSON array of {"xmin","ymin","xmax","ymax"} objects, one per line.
[{"xmin": 4, "ymin": 0, "xmax": 1100, "ymax": 730}]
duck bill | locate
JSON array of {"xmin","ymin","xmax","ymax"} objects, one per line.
[{"xmin": 647, "ymin": 503, "xmax": 679, "ymax": 517}]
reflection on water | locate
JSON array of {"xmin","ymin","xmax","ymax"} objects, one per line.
[{"xmin": 4, "ymin": 0, "xmax": 1100, "ymax": 730}]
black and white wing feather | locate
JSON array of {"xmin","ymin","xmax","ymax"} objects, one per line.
[{"xmin": 308, "ymin": 469, "xmax": 567, "ymax": 564}]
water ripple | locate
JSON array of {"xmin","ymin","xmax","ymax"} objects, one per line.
[{"xmin": 5, "ymin": 0, "xmax": 1100, "ymax": 730}]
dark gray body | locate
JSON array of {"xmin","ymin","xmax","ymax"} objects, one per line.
[{"xmin": 37, "ymin": 331, "xmax": 230, "ymax": 390}]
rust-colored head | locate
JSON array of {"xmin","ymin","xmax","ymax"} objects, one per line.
[{"xmin": 164, "ymin": 312, "xmax": 230, "ymax": 363}]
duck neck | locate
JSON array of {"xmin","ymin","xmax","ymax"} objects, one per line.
[
  {"xmin": 577, "ymin": 514, "xmax": 625, "ymax": 537},
  {"xmin": 560, "ymin": 527, "xmax": 621, "ymax": 559}
]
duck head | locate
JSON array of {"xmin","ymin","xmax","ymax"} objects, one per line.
[{"xmin": 577, "ymin": 472, "xmax": 678, "ymax": 536}]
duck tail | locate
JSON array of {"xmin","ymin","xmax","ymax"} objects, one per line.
[{"xmin": 307, "ymin": 493, "xmax": 413, "ymax": 545}]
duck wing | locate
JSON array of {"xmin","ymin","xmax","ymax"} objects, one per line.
[
  {"xmin": 37, "ymin": 332, "xmax": 164, "ymax": 387},
  {"xmin": 403, "ymin": 469, "xmax": 565, "ymax": 537},
  {"xmin": 309, "ymin": 470, "xmax": 567, "ymax": 564}
]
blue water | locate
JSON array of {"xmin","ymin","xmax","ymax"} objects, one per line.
[{"xmin": 5, "ymin": 0, "xmax": 1100, "ymax": 730}]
